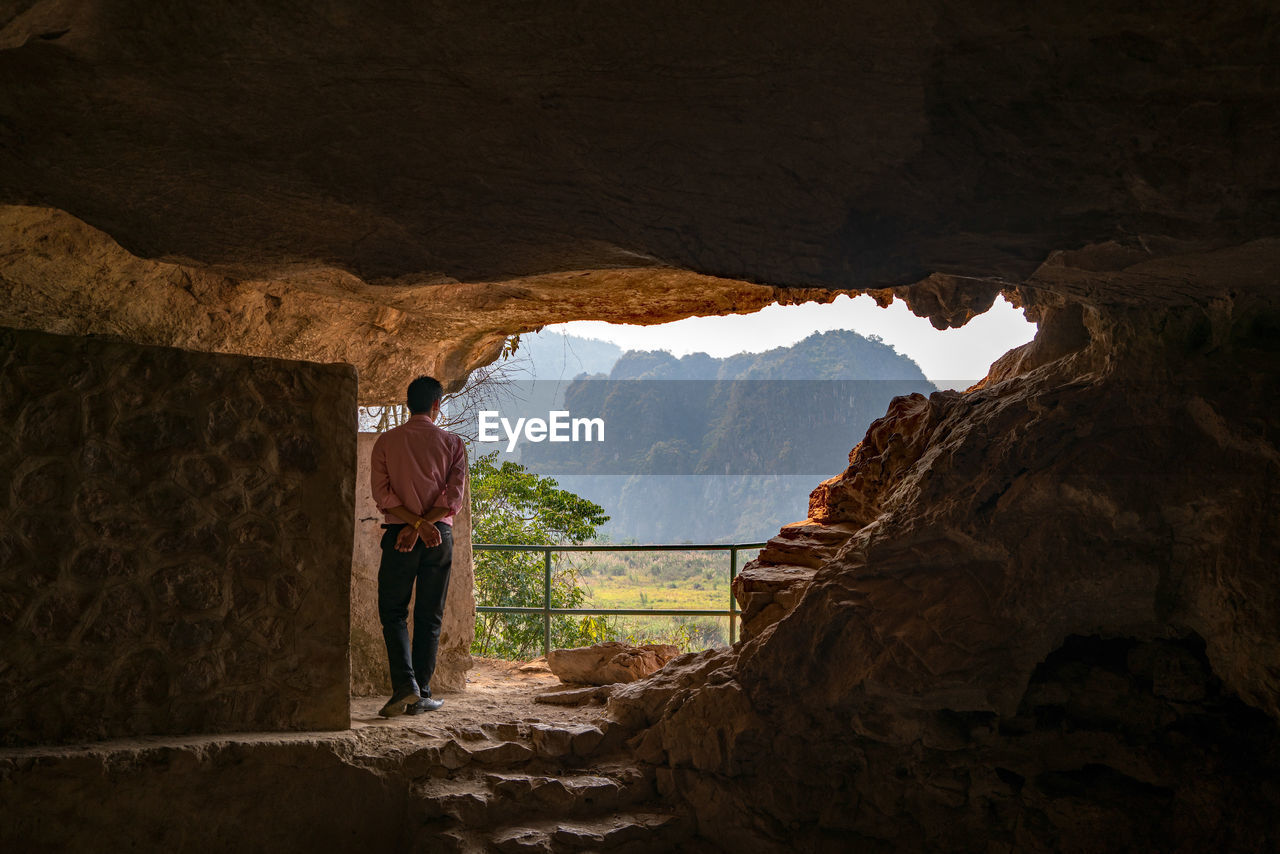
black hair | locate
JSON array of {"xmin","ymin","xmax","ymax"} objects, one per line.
[{"xmin": 406, "ymin": 376, "xmax": 444, "ymax": 414}]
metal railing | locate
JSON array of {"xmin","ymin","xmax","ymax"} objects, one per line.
[{"xmin": 472, "ymin": 542, "xmax": 768, "ymax": 656}]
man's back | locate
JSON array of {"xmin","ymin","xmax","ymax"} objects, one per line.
[
  {"xmin": 371, "ymin": 415, "xmax": 467, "ymax": 526},
  {"xmin": 371, "ymin": 376, "xmax": 467, "ymax": 716}
]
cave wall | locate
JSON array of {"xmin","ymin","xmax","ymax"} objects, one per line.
[
  {"xmin": 610, "ymin": 283, "xmax": 1280, "ymax": 852},
  {"xmin": 0, "ymin": 326, "xmax": 355, "ymax": 746},
  {"xmin": 351, "ymin": 432, "xmax": 474, "ymax": 696}
]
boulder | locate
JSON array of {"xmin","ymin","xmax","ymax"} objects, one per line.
[
  {"xmin": 533, "ymin": 685, "xmax": 615, "ymax": 707},
  {"xmin": 548, "ymin": 643, "xmax": 681, "ymax": 686}
]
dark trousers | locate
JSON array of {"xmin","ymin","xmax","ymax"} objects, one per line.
[{"xmin": 377, "ymin": 522, "xmax": 453, "ymax": 698}]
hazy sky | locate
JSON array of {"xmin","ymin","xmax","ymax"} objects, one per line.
[{"xmin": 549, "ymin": 294, "xmax": 1037, "ymax": 389}]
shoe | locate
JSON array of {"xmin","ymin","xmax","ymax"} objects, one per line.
[
  {"xmin": 379, "ymin": 687, "xmax": 421, "ymax": 717},
  {"xmin": 405, "ymin": 697, "xmax": 444, "ymax": 714}
]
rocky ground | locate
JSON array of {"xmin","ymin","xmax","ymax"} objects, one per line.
[{"xmin": 350, "ymin": 656, "xmax": 607, "ymax": 738}]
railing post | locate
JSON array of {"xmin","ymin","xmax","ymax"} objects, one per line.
[
  {"xmin": 543, "ymin": 547, "xmax": 553, "ymax": 658},
  {"xmin": 729, "ymin": 546, "xmax": 739, "ymax": 645}
]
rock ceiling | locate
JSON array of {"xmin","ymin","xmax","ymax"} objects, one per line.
[{"xmin": 1, "ymin": 1, "xmax": 1277, "ymax": 399}]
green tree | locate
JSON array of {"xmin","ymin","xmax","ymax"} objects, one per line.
[{"xmin": 470, "ymin": 452, "xmax": 612, "ymax": 658}]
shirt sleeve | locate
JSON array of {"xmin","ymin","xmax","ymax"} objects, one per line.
[
  {"xmin": 370, "ymin": 435, "xmax": 403, "ymax": 512},
  {"xmin": 433, "ymin": 436, "xmax": 468, "ymax": 516}
]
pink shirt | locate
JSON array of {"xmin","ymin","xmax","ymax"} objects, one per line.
[{"xmin": 370, "ymin": 415, "xmax": 468, "ymax": 526}]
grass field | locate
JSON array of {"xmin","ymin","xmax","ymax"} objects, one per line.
[
  {"xmin": 584, "ymin": 583, "xmax": 731, "ymax": 610},
  {"xmin": 559, "ymin": 549, "xmax": 760, "ymax": 651},
  {"xmin": 473, "ymin": 547, "xmax": 765, "ymax": 656}
]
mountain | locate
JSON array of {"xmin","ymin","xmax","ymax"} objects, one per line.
[
  {"xmin": 506, "ymin": 330, "xmax": 934, "ymax": 543},
  {"xmin": 608, "ymin": 331, "xmax": 929, "ymax": 382}
]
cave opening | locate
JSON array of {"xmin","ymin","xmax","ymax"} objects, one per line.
[{"xmin": 348, "ymin": 291, "xmax": 1040, "ymax": 720}]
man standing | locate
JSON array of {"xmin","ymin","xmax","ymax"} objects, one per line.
[{"xmin": 370, "ymin": 376, "xmax": 468, "ymax": 716}]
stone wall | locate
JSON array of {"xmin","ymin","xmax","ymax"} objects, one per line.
[
  {"xmin": 0, "ymin": 326, "xmax": 356, "ymax": 746},
  {"xmin": 351, "ymin": 431, "xmax": 473, "ymax": 696},
  {"xmin": 609, "ymin": 292, "xmax": 1280, "ymax": 852}
]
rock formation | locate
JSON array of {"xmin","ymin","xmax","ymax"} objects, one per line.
[
  {"xmin": 548, "ymin": 643, "xmax": 682, "ymax": 686},
  {"xmin": 0, "ymin": 205, "xmax": 844, "ymax": 402},
  {"xmin": 733, "ymin": 520, "xmax": 860, "ymax": 641},
  {"xmin": 0, "ymin": 715, "xmax": 692, "ymax": 852},
  {"xmin": 0, "ymin": 326, "xmax": 355, "ymax": 745},
  {"xmin": 4, "ymin": 1, "xmax": 1276, "ymax": 398},
  {"xmin": 1, "ymin": 0, "xmax": 1278, "ymax": 850},
  {"xmin": 611, "ymin": 261, "xmax": 1280, "ymax": 850}
]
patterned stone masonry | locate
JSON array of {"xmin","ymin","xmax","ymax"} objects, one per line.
[{"xmin": 0, "ymin": 326, "xmax": 356, "ymax": 745}]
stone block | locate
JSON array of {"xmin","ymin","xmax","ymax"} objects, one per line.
[{"xmin": 0, "ymin": 326, "xmax": 354, "ymax": 745}]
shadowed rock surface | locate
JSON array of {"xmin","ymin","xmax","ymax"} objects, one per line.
[
  {"xmin": 0, "ymin": 205, "xmax": 844, "ymax": 402},
  {"xmin": 733, "ymin": 520, "xmax": 859, "ymax": 640},
  {"xmin": 3, "ymin": 1, "xmax": 1278, "ymax": 398},
  {"xmin": 2, "ymin": 0, "xmax": 1276, "ymax": 287},
  {"xmin": 1, "ymin": 0, "xmax": 1278, "ymax": 850},
  {"xmin": 610, "ymin": 284, "xmax": 1280, "ymax": 851},
  {"xmin": 0, "ymin": 713, "xmax": 695, "ymax": 853}
]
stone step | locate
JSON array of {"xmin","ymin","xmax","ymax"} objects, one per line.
[
  {"xmin": 751, "ymin": 519, "xmax": 860, "ymax": 568},
  {"xmin": 413, "ymin": 764, "xmax": 654, "ymax": 826},
  {"xmin": 485, "ymin": 766, "xmax": 652, "ymax": 812},
  {"xmin": 732, "ymin": 562, "xmax": 820, "ymax": 640},
  {"xmin": 400, "ymin": 723, "xmax": 619, "ymax": 776},
  {"xmin": 526, "ymin": 723, "xmax": 609, "ymax": 759},
  {"xmin": 489, "ymin": 811, "xmax": 692, "ymax": 853},
  {"xmin": 416, "ymin": 781, "xmax": 496, "ymax": 825},
  {"xmin": 402, "ymin": 723, "xmax": 662, "ymax": 853},
  {"xmin": 401, "ymin": 736, "xmax": 537, "ymax": 774}
]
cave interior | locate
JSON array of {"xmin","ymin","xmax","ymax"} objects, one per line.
[{"xmin": 1, "ymin": 1, "xmax": 1279, "ymax": 852}]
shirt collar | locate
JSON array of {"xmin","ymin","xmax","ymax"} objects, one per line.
[{"xmin": 408, "ymin": 414, "xmax": 434, "ymax": 423}]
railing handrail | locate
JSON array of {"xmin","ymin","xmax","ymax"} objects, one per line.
[{"xmin": 472, "ymin": 541, "xmax": 768, "ymax": 653}]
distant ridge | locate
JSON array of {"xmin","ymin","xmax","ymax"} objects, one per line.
[
  {"xmin": 605, "ymin": 329, "xmax": 929, "ymax": 381},
  {"xmin": 507, "ymin": 329, "xmax": 933, "ymax": 543}
]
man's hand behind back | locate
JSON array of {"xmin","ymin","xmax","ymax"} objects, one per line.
[
  {"xmin": 395, "ymin": 525, "xmax": 418, "ymax": 552},
  {"xmin": 396, "ymin": 521, "xmax": 442, "ymax": 551}
]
